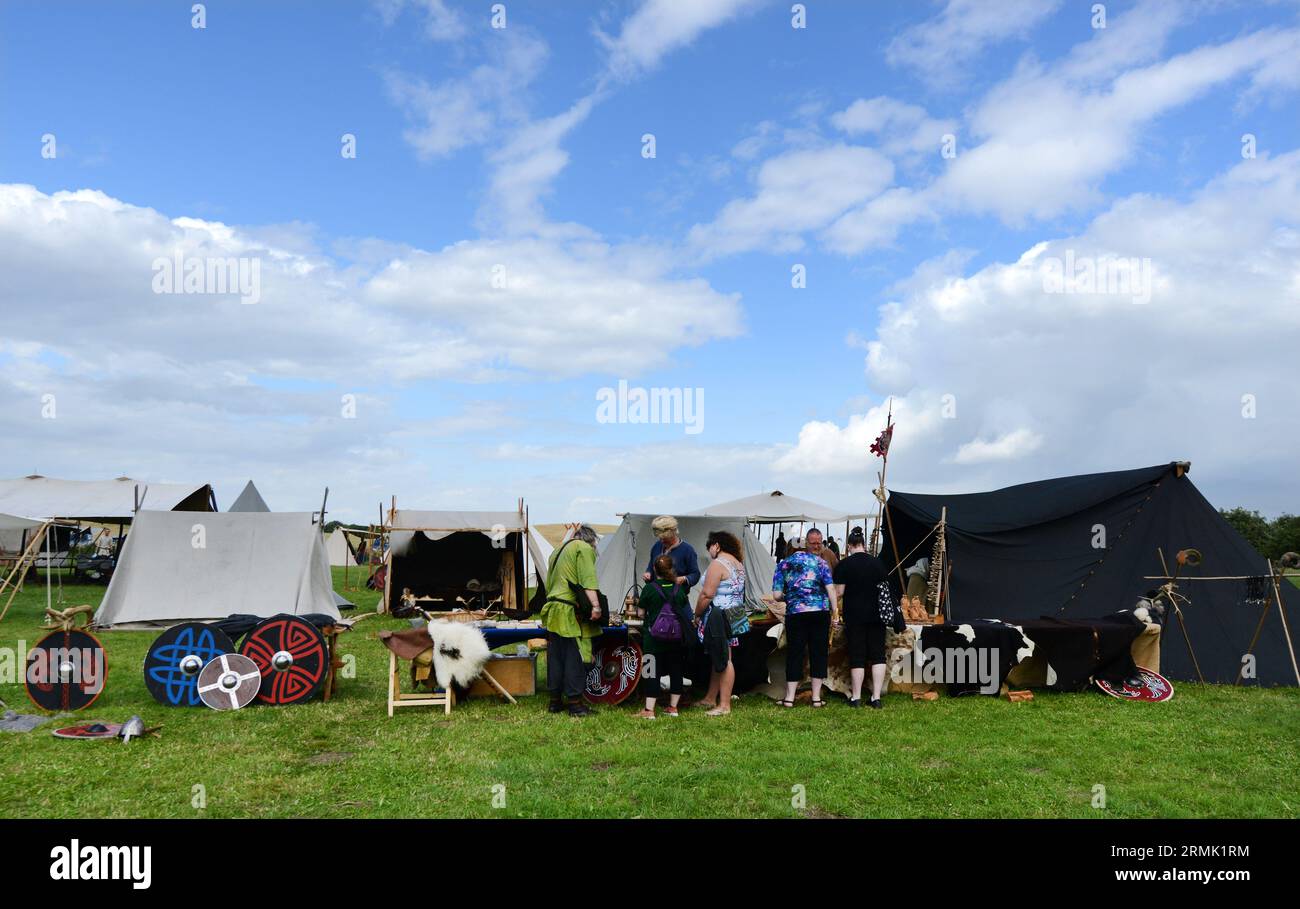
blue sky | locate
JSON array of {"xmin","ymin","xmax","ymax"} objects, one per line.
[{"xmin": 2, "ymin": 0, "xmax": 1298, "ymax": 524}]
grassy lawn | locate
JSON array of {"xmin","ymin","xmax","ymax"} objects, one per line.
[{"xmin": 2, "ymin": 569, "xmax": 1298, "ymax": 819}]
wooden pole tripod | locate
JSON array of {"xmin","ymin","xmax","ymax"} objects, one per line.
[{"xmin": 1235, "ymin": 559, "xmax": 1300, "ymax": 686}]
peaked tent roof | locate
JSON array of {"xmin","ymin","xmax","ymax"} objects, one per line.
[
  {"xmin": 95, "ymin": 510, "xmax": 341, "ymax": 627},
  {"xmin": 597, "ymin": 513, "xmax": 775, "ymax": 614},
  {"xmin": 326, "ymin": 527, "xmax": 360, "ymax": 567},
  {"xmin": 689, "ymin": 490, "xmax": 869, "ymax": 524},
  {"xmin": 227, "ymin": 480, "xmax": 270, "ymax": 512},
  {"xmin": 886, "ymin": 462, "xmax": 1298, "ymax": 686},
  {"xmin": 0, "ymin": 476, "xmax": 213, "ymax": 522}
]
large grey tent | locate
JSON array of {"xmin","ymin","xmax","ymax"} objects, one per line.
[
  {"xmin": 886, "ymin": 462, "xmax": 1299, "ymax": 686},
  {"xmin": 596, "ymin": 513, "xmax": 775, "ymax": 615},
  {"xmin": 227, "ymin": 480, "xmax": 270, "ymax": 513},
  {"xmin": 95, "ymin": 510, "xmax": 340, "ymax": 628}
]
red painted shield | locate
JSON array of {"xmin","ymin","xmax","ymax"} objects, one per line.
[
  {"xmin": 239, "ymin": 615, "xmax": 327, "ymax": 706},
  {"xmin": 584, "ymin": 640, "xmax": 642, "ymax": 705},
  {"xmin": 1096, "ymin": 667, "xmax": 1174, "ymax": 702},
  {"xmin": 51, "ymin": 722, "xmax": 122, "ymax": 739},
  {"xmin": 25, "ymin": 629, "xmax": 108, "ymax": 712}
]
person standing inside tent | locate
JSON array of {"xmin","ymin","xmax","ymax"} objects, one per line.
[
  {"xmin": 771, "ymin": 536, "xmax": 839, "ymax": 708},
  {"xmin": 694, "ymin": 530, "xmax": 748, "ymax": 716},
  {"xmin": 539, "ymin": 524, "xmax": 603, "ymax": 717},
  {"xmin": 642, "ymin": 515, "xmax": 700, "ymax": 591},
  {"xmin": 832, "ymin": 527, "xmax": 896, "ymax": 709},
  {"xmin": 807, "ymin": 528, "xmax": 838, "ymax": 570},
  {"xmin": 636, "ymin": 554, "xmax": 696, "ymax": 719}
]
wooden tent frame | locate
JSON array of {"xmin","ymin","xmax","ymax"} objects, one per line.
[
  {"xmin": 1142, "ymin": 551, "xmax": 1300, "ymax": 686},
  {"xmin": 380, "ymin": 497, "xmax": 531, "ymax": 616}
]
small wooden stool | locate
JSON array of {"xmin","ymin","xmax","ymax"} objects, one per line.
[{"xmin": 387, "ymin": 649, "xmax": 454, "ymax": 716}]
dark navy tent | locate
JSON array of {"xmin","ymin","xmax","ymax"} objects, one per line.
[{"xmin": 886, "ymin": 463, "xmax": 1298, "ymax": 686}]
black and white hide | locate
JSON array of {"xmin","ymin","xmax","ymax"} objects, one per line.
[{"xmin": 425, "ymin": 621, "xmax": 492, "ymax": 689}]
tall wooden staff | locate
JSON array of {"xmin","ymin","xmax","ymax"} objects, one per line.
[{"xmin": 868, "ymin": 399, "xmax": 893, "ymax": 558}]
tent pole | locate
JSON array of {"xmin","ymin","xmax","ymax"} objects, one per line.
[
  {"xmin": 1236, "ymin": 595, "xmax": 1274, "ymax": 685},
  {"xmin": 881, "ymin": 498, "xmax": 908, "ymax": 591},
  {"xmin": 1267, "ymin": 560, "xmax": 1300, "ymax": 686}
]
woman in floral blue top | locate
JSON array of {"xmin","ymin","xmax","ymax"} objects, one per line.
[{"xmin": 771, "ymin": 536, "xmax": 839, "ymax": 708}]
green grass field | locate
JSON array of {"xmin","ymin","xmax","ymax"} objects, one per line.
[{"xmin": 2, "ymin": 569, "xmax": 1297, "ymax": 819}]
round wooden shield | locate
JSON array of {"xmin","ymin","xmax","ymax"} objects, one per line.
[
  {"xmin": 197, "ymin": 653, "xmax": 262, "ymax": 710},
  {"xmin": 25, "ymin": 629, "xmax": 108, "ymax": 712},
  {"xmin": 584, "ymin": 640, "xmax": 642, "ymax": 705},
  {"xmin": 51, "ymin": 722, "xmax": 122, "ymax": 739},
  {"xmin": 144, "ymin": 623, "xmax": 236, "ymax": 706},
  {"xmin": 239, "ymin": 615, "xmax": 327, "ymax": 706},
  {"xmin": 1096, "ymin": 667, "xmax": 1174, "ymax": 702}
]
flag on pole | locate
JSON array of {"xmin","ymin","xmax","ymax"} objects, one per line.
[{"xmin": 870, "ymin": 422, "xmax": 894, "ymax": 458}]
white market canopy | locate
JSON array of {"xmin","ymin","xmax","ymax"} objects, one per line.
[
  {"xmin": 688, "ymin": 490, "xmax": 869, "ymax": 525},
  {"xmin": 0, "ymin": 475, "xmax": 213, "ymax": 522},
  {"xmin": 95, "ymin": 510, "xmax": 340, "ymax": 628}
]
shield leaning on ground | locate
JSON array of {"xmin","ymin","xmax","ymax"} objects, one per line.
[
  {"xmin": 144, "ymin": 622, "xmax": 236, "ymax": 706},
  {"xmin": 25, "ymin": 628, "xmax": 108, "ymax": 712},
  {"xmin": 584, "ymin": 640, "xmax": 642, "ymax": 706},
  {"xmin": 1095, "ymin": 667, "xmax": 1174, "ymax": 702},
  {"xmin": 197, "ymin": 653, "xmax": 262, "ymax": 710},
  {"xmin": 239, "ymin": 615, "xmax": 327, "ymax": 706}
]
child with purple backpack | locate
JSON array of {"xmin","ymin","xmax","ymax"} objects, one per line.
[{"xmin": 636, "ymin": 554, "xmax": 695, "ymax": 719}]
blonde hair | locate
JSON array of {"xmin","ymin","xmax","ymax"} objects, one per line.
[{"xmin": 650, "ymin": 515, "xmax": 678, "ymax": 538}]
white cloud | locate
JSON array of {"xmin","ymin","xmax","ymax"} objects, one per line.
[
  {"xmin": 885, "ymin": 0, "xmax": 1063, "ymax": 83},
  {"xmin": 0, "ymin": 183, "xmax": 749, "ymax": 519},
  {"xmin": 385, "ymin": 29, "xmax": 548, "ymax": 160},
  {"xmin": 780, "ymin": 151, "xmax": 1300, "ymax": 503},
  {"xmin": 374, "ymin": 0, "xmax": 468, "ymax": 41},
  {"xmin": 830, "ymin": 96, "xmax": 958, "ymax": 158},
  {"xmin": 952, "ymin": 428, "xmax": 1043, "ymax": 464},
  {"xmin": 600, "ymin": 0, "xmax": 766, "ymax": 80},
  {"xmin": 688, "ymin": 145, "xmax": 894, "ymax": 256},
  {"xmin": 825, "ymin": 16, "xmax": 1300, "ymax": 252}
]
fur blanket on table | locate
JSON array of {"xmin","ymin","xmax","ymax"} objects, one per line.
[{"xmin": 425, "ymin": 621, "xmax": 492, "ymax": 689}]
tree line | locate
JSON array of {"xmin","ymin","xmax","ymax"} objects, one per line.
[{"xmin": 1220, "ymin": 509, "xmax": 1300, "ymax": 561}]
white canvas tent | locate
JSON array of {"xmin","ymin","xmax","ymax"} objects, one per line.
[
  {"xmin": 0, "ymin": 475, "xmax": 214, "ymax": 522},
  {"xmin": 689, "ymin": 490, "xmax": 869, "ymax": 524},
  {"xmin": 227, "ymin": 480, "xmax": 270, "ymax": 513},
  {"xmin": 596, "ymin": 513, "xmax": 775, "ymax": 615},
  {"xmin": 0, "ymin": 512, "xmax": 45, "ymax": 557},
  {"xmin": 326, "ymin": 527, "xmax": 360, "ymax": 567},
  {"xmin": 95, "ymin": 510, "xmax": 341, "ymax": 628},
  {"xmin": 385, "ymin": 508, "xmax": 548, "ymax": 614}
]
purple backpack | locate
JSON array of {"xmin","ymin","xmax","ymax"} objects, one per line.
[{"xmin": 648, "ymin": 585, "xmax": 684, "ymax": 642}]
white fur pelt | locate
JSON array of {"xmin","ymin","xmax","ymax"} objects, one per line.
[{"xmin": 425, "ymin": 621, "xmax": 492, "ymax": 688}]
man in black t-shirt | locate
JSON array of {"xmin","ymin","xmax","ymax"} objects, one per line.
[{"xmin": 832, "ymin": 527, "xmax": 892, "ymax": 708}]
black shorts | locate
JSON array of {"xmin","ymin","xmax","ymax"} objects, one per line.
[
  {"xmin": 846, "ymin": 622, "xmax": 886, "ymax": 668},
  {"xmin": 702, "ymin": 607, "xmax": 732, "ymax": 673}
]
